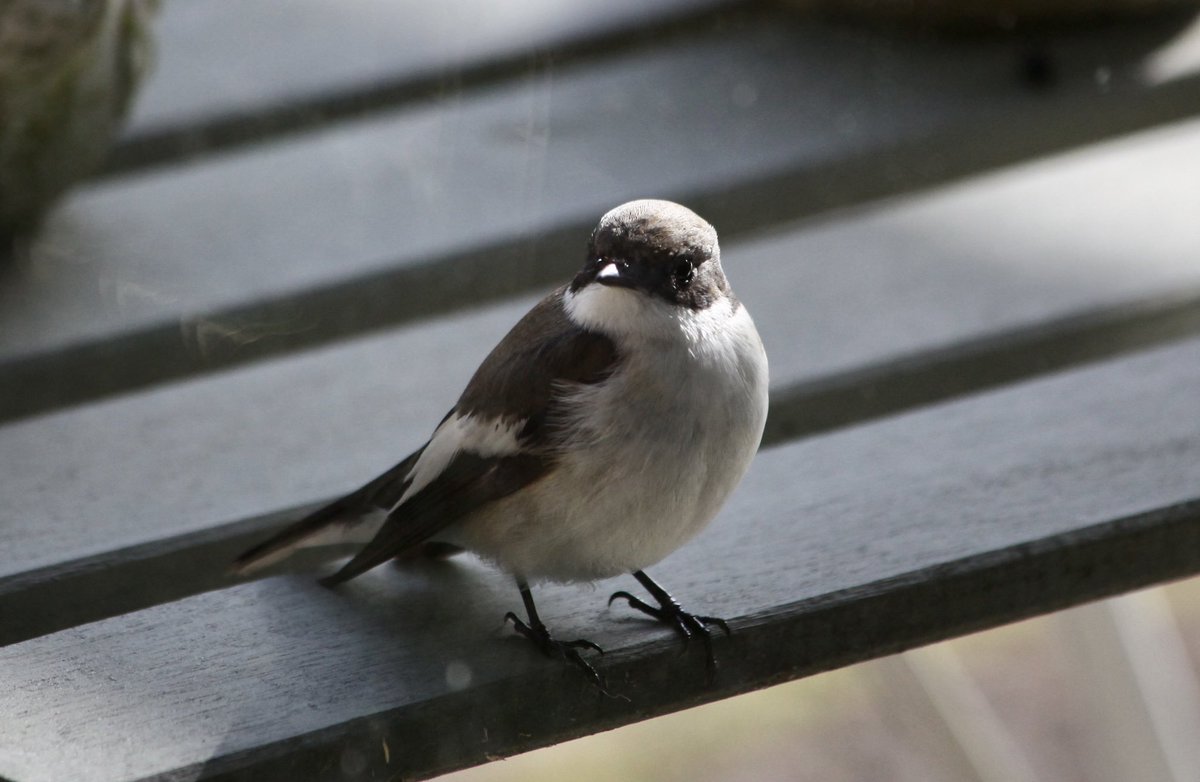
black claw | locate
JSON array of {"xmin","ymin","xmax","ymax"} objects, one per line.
[
  {"xmin": 695, "ymin": 615, "xmax": 732, "ymax": 637},
  {"xmin": 567, "ymin": 638, "xmax": 605, "ymax": 655},
  {"xmin": 504, "ymin": 610, "xmax": 612, "ymax": 695},
  {"xmin": 608, "ymin": 590, "xmax": 657, "ymax": 616},
  {"xmin": 609, "ymin": 571, "xmax": 733, "ymax": 682}
]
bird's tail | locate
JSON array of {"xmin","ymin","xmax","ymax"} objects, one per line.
[
  {"xmin": 231, "ymin": 449, "xmax": 422, "ymax": 576},
  {"xmin": 232, "ymin": 495, "xmax": 385, "ymax": 576}
]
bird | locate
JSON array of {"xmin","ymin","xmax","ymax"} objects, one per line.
[{"xmin": 233, "ymin": 199, "xmax": 769, "ymax": 691}]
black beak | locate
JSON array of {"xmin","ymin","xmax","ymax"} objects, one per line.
[{"xmin": 593, "ymin": 260, "xmax": 640, "ymax": 290}]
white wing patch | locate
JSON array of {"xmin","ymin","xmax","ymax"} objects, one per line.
[{"xmin": 396, "ymin": 413, "xmax": 525, "ymax": 505}]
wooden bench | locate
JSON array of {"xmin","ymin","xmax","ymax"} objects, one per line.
[{"xmin": 3, "ymin": 2, "xmax": 1200, "ymax": 780}]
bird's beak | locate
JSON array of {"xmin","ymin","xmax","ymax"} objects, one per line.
[
  {"xmin": 593, "ymin": 260, "xmax": 639, "ymax": 290},
  {"xmin": 596, "ymin": 262, "xmax": 621, "ymax": 282}
]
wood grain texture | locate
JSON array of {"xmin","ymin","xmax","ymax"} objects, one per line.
[
  {"xmin": 5, "ymin": 115, "xmax": 1200, "ymax": 643},
  {"xmin": 113, "ymin": 5, "xmax": 1200, "ymax": 174},
  {"xmin": 2, "ymin": 337, "xmax": 1199, "ymax": 782},
  {"xmin": 119, "ymin": 0, "xmax": 734, "ymax": 152},
  {"xmin": 7, "ymin": 15, "xmax": 1200, "ymax": 420}
]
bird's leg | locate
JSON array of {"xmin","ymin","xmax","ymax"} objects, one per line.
[
  {"xmin": 504, "ymin": 579, "xmax": 608, "ymax": 693},
  {"xmin": 609, "ymin": 570, "xmax": 730, "ymax": 677}
]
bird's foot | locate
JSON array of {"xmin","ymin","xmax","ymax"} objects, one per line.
[
  {"xmin": 609, "ymin": 589, "xmax": 730, "ymax": 679},
  {"xmin": 503, "ymin": 611, "xmax": 610, "ymax": 695}
]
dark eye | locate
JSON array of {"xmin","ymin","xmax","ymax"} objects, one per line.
[{"xmin": 671, "ymin": 257, "xmax": 694, "ymax": 288}]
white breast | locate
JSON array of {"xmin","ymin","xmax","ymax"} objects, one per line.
[{"xmin": 456, "ymin": 285, "xmax": 769, "ymax": 582}]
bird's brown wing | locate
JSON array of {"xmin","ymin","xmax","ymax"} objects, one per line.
[
  {"xmin": 318, "ymin": 451, "xmax": 546, "ymax": 585},
  {"xmin": 313, "ymin": 288, "xmax": 620, "ymax": 584}
]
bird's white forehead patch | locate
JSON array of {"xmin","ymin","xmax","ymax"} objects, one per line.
[{"xmin": 398, "ymin": 413, "xmax": 524, "ymax": 505}]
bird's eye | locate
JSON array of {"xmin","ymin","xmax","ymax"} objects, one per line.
[{"xmin": 672, "ymin": 258, "xmax": 694, "ymax": 288}]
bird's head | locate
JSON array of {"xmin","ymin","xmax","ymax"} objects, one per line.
[{"xmin": 565, "ymin": 200, "xmax": 732, "ymax": 339}]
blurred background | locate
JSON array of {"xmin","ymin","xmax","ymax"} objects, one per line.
[{"xmin": 4, "ymin": 0, "xmax": 1200, "ymax": 780}]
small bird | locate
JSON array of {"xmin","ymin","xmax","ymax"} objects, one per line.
[{"xmin": 234, "ymin": 199, "xmax": 769, "ymax": 690}]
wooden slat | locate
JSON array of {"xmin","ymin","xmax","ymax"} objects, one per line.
[
  {"xmin": 114, "ymin": 4, "xmax": 1200, "ymax": 174},
  {"xmin": 116, "ymin": 0, "xmax": 734, "ymax": 168},
  {"xmin": 2, "ymin": 336, "xmax": 1199, "ymax": 782},
  {"xmin": 7, "ymin": 14, "xmax": 1200, "ymax": 422},
  {"xmin": 6, "ymin": 116, "xmax": 1200, "ymax": 645},
  {"xmin": 112, "ymin": 5, "xmax": 1200, "ymax": 175}
]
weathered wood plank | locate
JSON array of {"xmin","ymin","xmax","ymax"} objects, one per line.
[
  {"xmin": 3, "ymin": 291, "xmax": 1197, "ymax": 651},
  {"xmin": 2, "ymin": 337, "xmax": 1199, "ymax": 782},
  {"xmin": 5, "ymin": 118, "xmax": 1200, "ymax": 644},
  {"xmin": 116, "ymin": 0, "xmax": 734, "ymax": 169},
  {"xmin": 7, "ymin": 15, "xmax": 1200, "ymax": 421},
  {"xmin": 114, "ymin": 5, "xmax": 1200, "ymax": 174}
]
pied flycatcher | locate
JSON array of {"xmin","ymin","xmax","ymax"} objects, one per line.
[{"xmin": 234, "ymin": 199, "xmax": 769, "ymax": 690}]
